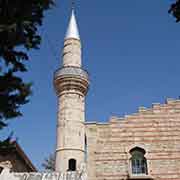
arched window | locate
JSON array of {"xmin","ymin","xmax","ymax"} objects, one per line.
[
  {"xmin": 68, "ymin": 159, "xmax": 76, "ymax": 171},
  {"xmin": 130, "ymin": 147, "xmax": 148, "ymax": 175}
]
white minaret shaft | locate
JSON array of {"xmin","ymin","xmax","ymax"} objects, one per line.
[
  {"xmin": 54, "ymin": 9, "xmax": 89, "ymax": 172},
  {"xmin": 63, "ymin": 10, "xmax": 81, "ymax": 68}
]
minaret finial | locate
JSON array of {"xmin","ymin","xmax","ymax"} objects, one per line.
[
  {"xmin": 65, "ymin": 1, "xmax": 80, "ymax": 40},
  {"xmin": 71, "ymin": 0, "xmax": 75, "ymax": 10}
]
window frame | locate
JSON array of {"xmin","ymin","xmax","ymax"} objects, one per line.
[
  {"xmin": 130, "ymin": 149, "xmax": 148, "ymax": 175},
  {"xmin": 129, "ymin": 147, "xmax": 148, "ymax": 176},
  {"xmin": 68, "ymin": 159, "xmax": 77, "ymax": 171}
]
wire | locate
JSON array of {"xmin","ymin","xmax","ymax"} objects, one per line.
[{"xmin": 42, "ymin": 27, "xmax": 60, "ymax": 62}]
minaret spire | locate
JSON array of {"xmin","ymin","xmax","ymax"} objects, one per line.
[{"xmin": 65, "ymin": 1, "xmax": 80, "ymax": 40}]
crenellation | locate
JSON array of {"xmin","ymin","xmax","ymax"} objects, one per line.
[
  {"xmin": 138, "ymin": 106, "xmax": 147, "ymax": 113},
  {"xmin": 109, "ymin": 116, "xmax": 120, "ymax": 123},
  {"xmin": 166, "ymin": 98, "xmax": 177, "ymax": 104}
]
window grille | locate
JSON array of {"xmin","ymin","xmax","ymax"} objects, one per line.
[{"xmin": 130, "ymin": 148, "xmax": 148, "ymax": 175}]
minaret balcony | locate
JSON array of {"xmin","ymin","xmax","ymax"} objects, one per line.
[
  {"xmin": 54, "ymin": 66, "xmax": 89, "ymax": 96},
  {"xmin": 55, "ymin": 66, "xmax": 88, "ymax": 80}
]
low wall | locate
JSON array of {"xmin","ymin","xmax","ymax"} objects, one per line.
[{"xmin": 0, "ymin": 168, "xmax": 87, "ymax": 180}]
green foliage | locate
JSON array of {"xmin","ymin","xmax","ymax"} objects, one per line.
[
  {"xmin": 0, "ymin": 0, "xmax": 54, "ymax": 131},
  {"xmin": 169, "ymin": 0, "xmax": 180, "ymax": 22},
  {"xmin": 0, "ymin": 135, "xmax": 15, "ymax": 152},
  {"xmin": 42, "ymin": 153, "xmax": 55, "ymax": 171}
]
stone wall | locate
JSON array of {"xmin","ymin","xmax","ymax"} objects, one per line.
[
  {"xmin": 56, "ymin": 92, "xmax": 85, "ymax": 172},
  {"xmin": 86, "ymin": 98, "xmax": 180, "ymax": 180},
  {"xmin": 0, "ymin": 170, "xmax": 87, "ymax": 180}
]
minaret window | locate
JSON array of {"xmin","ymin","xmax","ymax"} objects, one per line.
[
  {"xmin": 68, "ymin": 159, "xmax": 76, "ymax": 171},
  {"xmin": 84, "ymin": 135, "xmax": 87, "ymax": 162},
  {"xmin": 130, "ymin": 147, "xmax": 148, "ymax": 175},
  {"xmin": 0, "ymin": 167, "xmax": 3, "ymax": 173}
]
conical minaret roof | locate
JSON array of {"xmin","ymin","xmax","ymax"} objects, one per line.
[{"xmin": 65, "ymin": 9, "xmax": 80, "ymax": 40}]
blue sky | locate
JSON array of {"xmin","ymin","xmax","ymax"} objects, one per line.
[{"xmin": 1, "ymin": 0, "xmax": 180, "ymax": 170}]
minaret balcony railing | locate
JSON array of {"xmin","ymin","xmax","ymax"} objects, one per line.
[{"xmin": 54, "ymin": 66, "xmax": 89, "ymax": 81}]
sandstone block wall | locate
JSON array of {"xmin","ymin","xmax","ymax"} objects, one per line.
[
  {"xmin": 86, "ymin": 99, "xmax": 180, "ymax": 180},
  {"xmin": 62, "ymin": 39, "xmax": 81, "ymax": 68},
  {"xmin": 56, "ymin": 93, "xmax": 85, "ymax": 172}
]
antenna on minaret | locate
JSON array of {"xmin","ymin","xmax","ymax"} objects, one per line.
[{"xmin": 71, "ymin": 0, "xmax": 75, "ymax": 10}]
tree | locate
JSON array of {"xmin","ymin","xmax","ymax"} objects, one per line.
[
  {"xmin": 42, "ymin": 153, "xmax": 55, "ymax": 171},
  {"xmin": 169, "ymin": 0, "xmax": 180, "ymax": 22},
  {"xmin": 0, "ymin": 0, "xmax": 54, "ymax": 140}
]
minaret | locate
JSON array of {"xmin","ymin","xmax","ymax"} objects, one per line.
[{"xmin": 54, "ymin": 9, "xmax": 89, "ymax": 172}]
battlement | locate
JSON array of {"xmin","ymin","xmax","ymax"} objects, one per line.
[{"xmin": 108, "ymin": 98, "xmax": 180, "ymax": 123}]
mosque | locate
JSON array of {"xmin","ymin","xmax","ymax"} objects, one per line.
[{"xmin": 0, "ymin": 7, "xmax": 180, "ymax": 180}]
